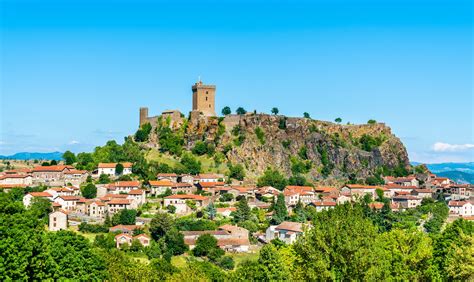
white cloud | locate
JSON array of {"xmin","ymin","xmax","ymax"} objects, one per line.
[
  {"xmin": 432, "ymin": 142, "xmax": 474, "ymax": 152},
  {"xmin": 68, "ymin": 140, "xmax": 80, "ymax": 145}
]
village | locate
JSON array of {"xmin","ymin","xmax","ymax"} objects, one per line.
[
  {"xmin": 0, "ymin": 159, "xmax": 472, "ymax": 254},
  {"xmin": 0, "ymin": 80, "xmax": 473, "ymax": 256}
]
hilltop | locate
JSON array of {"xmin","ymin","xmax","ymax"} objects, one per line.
[{"xmin": 139, "ymin": 113, "xmax": 410, "ymax": 185}]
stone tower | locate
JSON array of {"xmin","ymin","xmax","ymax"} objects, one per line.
[
  {"xmin": 192, "ymin": 80, "xmax": 216, "ymax": 117},
  {"xmin": 139, "ymin": 107, "xmax": 149, "ymax": 126}
]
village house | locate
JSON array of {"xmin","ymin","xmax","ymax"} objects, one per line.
[
  {"xmin": 368, "ymin": 202, "xmax": 385, "ymax": 210},
  {"xmin": 448, "ymin": 200, "xmax": 473, "ymax": 217},
  {"xmin": 341, "ymin": 184, "xmax": 381, "ymax": 200},
  {"xmin": 127, "ymin": 189, "xmax": 146, "ymax": 206},
  {"xmin": 384, "ymin": 184, "xmax": 416, "ymax": 198},
  {"xmin": 106, "ymin": 198, "xmax": 133, "ymax": 214},
  {"xmin": 182, "ymin": 224, "xmax": 250, "ymax": 252},
  {"xmin": 23, "ymin": 191, "xmax": 54, "ymax": 207},
  {"xmin": 172, "ymin": 182, "xmax": 197, "ymax": 194},
  {"xmin": 164, "ymin": 194, "xmax": 209, "ymax": 214},
  {"xmin": 227, "ymin": 186, "xmax": 256, "ymax": 199},
  {"xmin": 449, "ymin": 185, "xmax": 472, "ymax": 200},
  {"xmin": 197, "ymin": 173, "xmax": 223, "ymax": 183},
  {"xmin": 86, "ymin": 201, "xmax": 106, "ymax": 218},
  {"xmin": 216, "ymin": 207, "xmax": 237, "ymax": 217},
  {"xmin": 31, "ymin": 165, "xmax": 73, "ymax": 186},
  {"xmin": 431, "ymin": 177, "xmax": 452, "ymax": 186},
  {"xmin": 336, "ymin": 193, "xmax": 352, "ymax": 204},
  {"xmin": 45, "ymin": 187, "xmax": 75, "ymax": 199},
  {"xmin": 255, "ymin": 186, "xmax": 280, "ymax": 201},
  {"xmin": 385, "ymin": 176, "xmax": 419, "ymax": 187},
  {"xmin": 149, "ymin": 179, "xmax": 174, "ymax": 196},
  {"xmin": 97, "ymin": 162, "xmax": 133, "ymax": 177},
  {"xmin": 265, "ymin": 221, "xmax": 304, "ymax": 244},
  {"xmin": 283, "ymin": 186, "xmax": 316, "ymax": 206},
  {"xmin": 180, "ymin": 174, "xmax": 195, "ymax": 184},
  {"xmin": 392, "ymin": 195, "xmax": 422, "ymax": 209},
  {"xmin": 411, "ymin": 189, "xmax": 433, "ymax": 199},
  {"xmin": 156, "ymin": 173, "xmax": 178, "ymax": 182},
  {"xmin": 309, "ymin": 201, "xmax": 337, "ymax": 212},
  {"xmin": 110, "ymin": 224, "xmax": 141, "ymax": 234},
  {"xmin": 0, "ymin": 174, "xmax": 33, "ymax": 186},
  {"xmin": 54, "ymin": 195, "xmax": 85, "ymax": 211},
  {"xmin": 198, "ymin": 181, "xmax": 225, "ymax": 195},
  {"xmin": 48, "ymin": 210, "xmax": 68, "ymax": 231},
  {"xmin": 63, "ymin": 169, "xmax": 89, "ymax": 186},
  {"xmin": 107, "ymin": 181, "xmax": 141, "ymax": 194},
  {"xmin": 114, "ymin": 233, "xmax": 151, "ymax": 249}
]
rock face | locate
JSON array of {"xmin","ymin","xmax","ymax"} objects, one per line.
[{"xmin": 149, "ymin": 113, "xmax": 410, "ymax": 183}]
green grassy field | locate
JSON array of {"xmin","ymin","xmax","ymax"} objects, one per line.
[{"xmin": 146, "ymin": 150, "xmax": 228, "ymax": 174}]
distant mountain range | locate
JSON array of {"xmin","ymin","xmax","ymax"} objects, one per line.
[
  {"xmin": 412, "ymin": 162, "xmax": 474, "ymax": 184},
  {"xmin": 0, "ymin": 152, "xmax": 64, "ymax": 161}
]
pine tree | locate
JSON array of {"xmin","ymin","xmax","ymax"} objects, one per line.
[
  {"xmin": 271, "ymin": 193, "xmax": 288, "ymax": 224},
  {"xmin": 233, "ymin": 197, "xmax": 251, "ymax": 223}
]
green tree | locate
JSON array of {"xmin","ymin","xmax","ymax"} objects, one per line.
[
  {"xmin": 293, "ymin": 204, "xmax": 380, "ymax": 280},
  {"xmin": 150, "ymin": 212, "xmax": 174, "ymax": 241},
  {"xmin": 228, "ymin": 163, "xmax": 245, "ymax": 180},
  {"xmin": 236, "ymin": 107, "xmax": 247, "ymax": 115},
  {"xmin": 205, "ymin": 203, "xmax": 217, "ymax": 220},
  {"xmin": 180, "ymin": 153, "xmax": 201, "ymax": 174},
  {"xmin": 271, "ymin": 107, "xmax": 279, "ymax": 115},
  {"xmin": 193, "ymin": 234, "xmax": 221, "ymax": 257},
  {"xmin": 271, "ymin": 193, "xmax": 288, "ymax": 224},
  {"xmin": 62, "ymin": 150, "xmax": 77, "ymax": 165},
  {"xmin": 367, "ymin": 119, "xmax": 377, "ymax": 124},
  {"xmin": 303, "ymin": 112, "xmax": 310, "ymax": 119},
  {"xmin": 192, "ymin": 141, "xmax": 208, "ymax": 156},
  {"xmin": 366, "ymin": 229, "xmax": 435, "ymax": 280},
  {"xmin": 335, "ymin": 117, "xmax": 342, "ymax": 123},
  {"xmin": 221, "ymin": 106, "xmax": 231, "ymax": 116},
  {"xmin": 81, "ymin": 183, "xmax": 97, "ymax": 199},
  {"xmin": 115, "ymin": 163, "xmax": 124, "ymax": 175},
  {"xmin": 164, "ymin": 228, "xmax": 188, "ymax": 256},
  {"xmin": 257, "ymin": 244, "xmax": 289, "ymax": 280},
  {"xmin": 112, "ymin": 209, "xmax": 137, "ymax": 225},
  {"xmin": 98, "ymin": 173, "xmax": 111, "ymax": 184},
  {"xmin": 257, "ymin": 168, "xmax": 288, "ymax": 190},
  {"xmin": 233, "ymin": 197, "xmax": 251, "ymax": 223}
]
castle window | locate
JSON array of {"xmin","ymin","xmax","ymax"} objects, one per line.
[
  {"xmin": 206, "ymin": 91, "xmax": 208, "ymax": 94},
  {"xmin": 206, "ymin": 97, "xmax": 208, "ymax": 101},
  {"xmin": 209, "ymin": 104, "xmax": 211, "ymax": 108}
]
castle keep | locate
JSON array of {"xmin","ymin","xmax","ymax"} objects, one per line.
[
  {"xmin": 192, "ymin": 80, "xmax": 216, "ymax": 117},
  {"xmin": 139, "ymin": 80, "xmax": 216, "ymax": 126}
]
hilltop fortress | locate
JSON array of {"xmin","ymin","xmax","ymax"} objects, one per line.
[{"xmin": 139, "ymin": 80, "xmax": 216, "ymax": 127}]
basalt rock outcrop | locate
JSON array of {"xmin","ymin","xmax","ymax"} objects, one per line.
[{"xmin": 147, "ymin": 113, "xmax": 410, "ymax": 183}]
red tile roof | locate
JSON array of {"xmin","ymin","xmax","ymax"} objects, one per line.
[
  {"xmin": 114, "ymin": 181, "xmax": 140, "ymax": 187},
  {"xmin": 149, "ymin": 180, "xmax": 174, "ymax": 186},
  {"xmin": 32, "ymin": 165, "xmax": 72, "ymax": 172},
  {"xmin": 29, "ymin": 192, "xmax": 53, "ymax": 197},
  {"xmin": 107, "ymin": 199, "xmax": 131, "ymax": 205},
  {"xmin": 275, "ymin": 221, "xmax": 303, "ymax": 232},
  {"xmin": 165, "ymin": 194, "xmax": 207, "ymax": 201},
  {"xmin": 0, "ymin": 184, "xmax": 27, "ymax": 189},
  {"xmin": 345, "ymin": 184, "xmax": 383, "ymax": 190},
  {"xmin": 200, "ymin": 182, "xmax": 225, "ymax": 188},
  {"xmin": 128, "ymin": 189, "xmax": 145, "ymax": 195}
]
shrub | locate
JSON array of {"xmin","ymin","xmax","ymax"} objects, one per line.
[{"xmin": 255, "ymin": 127, "xmax": 265, "ymax": 145}]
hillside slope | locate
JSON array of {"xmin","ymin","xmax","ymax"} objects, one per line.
[{"xmin": 144, "ymin": 113, "xmax": 410, "ymax": 184}]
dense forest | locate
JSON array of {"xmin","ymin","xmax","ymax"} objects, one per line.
[{"xmin": 1, "ymin": 189, "xmax": 472, "ymax": 281}]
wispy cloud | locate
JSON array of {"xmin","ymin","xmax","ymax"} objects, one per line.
[
  {"xmin": 68, "ymin": 140, "xmax": 80, "ymax": 145},
  {"xmin": 432, "ymin": 142, "xmax": 474, "ymax": 152}
]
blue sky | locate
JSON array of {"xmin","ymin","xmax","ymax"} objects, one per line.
[{"xmin": 1, "ymin": 0, "xmax": 472, "ymax": 163}]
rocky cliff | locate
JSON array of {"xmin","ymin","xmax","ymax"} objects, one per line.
[{"xmin": 146, "ymin": 113, "xmax": 410, "ymax": 184}]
